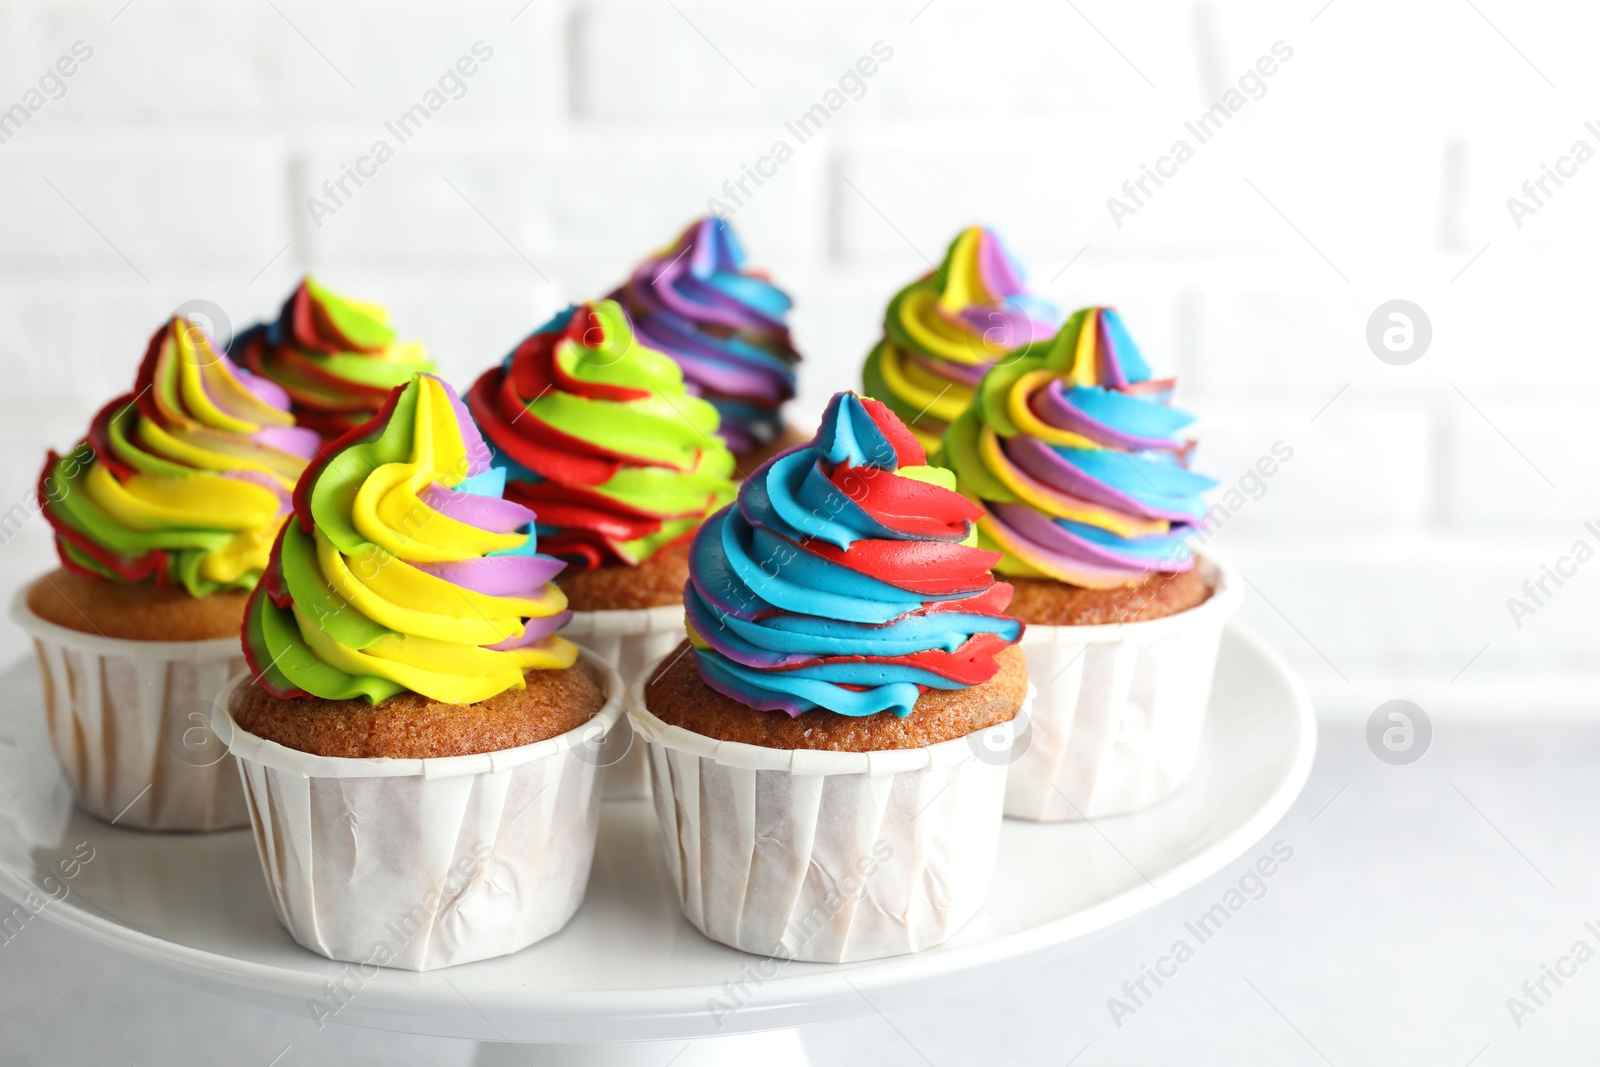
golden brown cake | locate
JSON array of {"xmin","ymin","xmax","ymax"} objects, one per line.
[
  {"xmin": 646, "ymin": 642, "xmax": 1026, "ymax": 752},
  {"xmin": 232, "ymin": 663, "xmax": 605, "ymax": 760},
  {"xmin": 1004, "ymin": 566, "xmax": 1213, "ymax": 627},
  {"xmin": 556, "ymin": 538, "xmax": 691, "ymax": 612},
  {"xmin": 26, "ymin": 568, "xmax": 250, "ymax": 642}
]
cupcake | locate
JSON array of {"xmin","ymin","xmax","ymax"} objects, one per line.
[
  {"xmin": 862, "ymin": 225, "xmax": 1061, "ymax": 451},
  {"xmin": 14, "ymin": 317, "xmax": 318, "ymax": 831},
  {"xmin": 232, "ymin": 276, "xmax": 433, "ymax": 441},
  {"xmin": 937, "ymin": 307, "xmax": 1241, "ymax": 821},
  {"xmin": 466, "ymin": 298, "xmax": 736, "ymax": 797},
  {"xmin": 609, "ymin": 216, "xmax": 805, "ymax": 472},
  {"xmin": 219, "ymin": 373, "xmax": 623, "ymax": 971},
  {"xmin": 629, "ymin": 391, "xmax": 1029, "ymax": 963}
]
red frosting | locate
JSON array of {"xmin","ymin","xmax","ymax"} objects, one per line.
[
  {"xmin": 233, "ymin": 281, "xmax": 410, "ymax": 440},
  {"xmin": 37, "ymin": 445, "xmax": 169, "ymax": 585},
  {"xmin": 44, "ymin": 324, "xmax": 227, "ymax": 585},
  {"xmin": 466, "ymin": 305, "xmax": 727, "ymax": 572},
  {"xmin": 286, "ymin": 282, "xmax": 386, "ymax": 355},
  {"xmin": 685, "ymin": 390, "xmax": 1024, "ymax": 715}
]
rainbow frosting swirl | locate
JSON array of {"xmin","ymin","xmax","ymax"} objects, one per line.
[
  {"xmin": 686, "ymin": 391, "xmax": 1023, "ymax": 718},
  {"xmin": 40, "ymin": 318, "xmax": 319, "ymax": 597},
  {"xmin": 938, "ymin": 307, "xmax": 1215, "ymax": 590},
  {"xmin": 466, "ymin": 299, "xmax": 737, "ymax": 573},
  {"xmin": 244, "ymin": 374, "xmax": 578, "ymax": 706},
  {"xmin": 233, "ymin": 277, "xmax": 433, "ymax": 440},
  {"xmin": 862, "ymin": 226, "xmax": 1061, "ymax": 450},
  {"xmin": 610, "ymin": 217, "xmax": 799, "ymax": 455}
]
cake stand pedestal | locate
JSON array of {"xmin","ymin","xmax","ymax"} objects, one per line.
[{"xmin": 0, "ymin": 624, "xmax": 1314, "ymax": 1065}]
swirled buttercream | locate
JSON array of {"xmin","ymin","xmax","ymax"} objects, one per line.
[
  {"xmin": 243, "ymin": 373, "xmax": 578, "ymax": 706},
  {"xmin": 937, "ymin": 307, "xmax": 1214, "ymax": 589},
  {"xmin": 466, "ymin": 299, "xmax": 737, "ymax": 573},
  {"xmin": 686, "ymin": 391, "xmax": 1023, "ymax": 718},
  {"xmin": 40, "ymin": 317, "xmax": 319, "ymax": 596},
  {"xmin": 611, "ymin": 217, "xmax": 799, "ymax": 454},
  {"xmin": 862, "ymin": 226, "xmax": 1060, "ymax": 450},
  {"xmin": 233, "ymin": 277, "xmax": 433, "ymax": 440}
]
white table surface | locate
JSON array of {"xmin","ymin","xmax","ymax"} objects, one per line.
[{"xmin": 4, "ymin": 698, "xmax": 1593, "ymax": 1066}]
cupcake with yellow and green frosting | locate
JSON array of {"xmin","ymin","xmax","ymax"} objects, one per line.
[
  {"xmin": 863, "ymin": 226, "xmax": 1061, "ymax": 451},
  {"xmin": 220, "ymin": 372, "xmax": 622, "ymax": 969},
  {"xmin": 242, "ymin": 372, "xmax": 583, "ymax": 714},
  {"xmin": 233, "ymin": 276, "xmax": 433, "ymax": 442},
  {"xmin": 16, "ymin": 316, "xmax": 319, "ymax": 831},
  {"xmin": 466, "ymin": 297, "xmax": 737, "ymax": 797},
  {"xmin": 37, "ymin": 319, "xmax": 318, "ymax": 608}
]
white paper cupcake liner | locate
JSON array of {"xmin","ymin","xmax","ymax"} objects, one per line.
[
  {"xmin": 562, "ymin": 605, "xmax": 684, "ymax": 800},
  {"xmin": 1003, "ymin": 555, "xmax": 1242, "ymax": 823},
  {"xmin": 212, "ymin": 648, "xmax": 625, "ymax": 971},
  {"xmin": 10, "ymin": 586, "xmax": 250, "ymax": 832},
  {"xmin": 628, "ymin": 665, "xmax": 1030, "ymax": 963}
]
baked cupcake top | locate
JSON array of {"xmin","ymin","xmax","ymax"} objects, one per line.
[
  {"xmin": 685, "ymin": 390, "xmax": 1023, "ymax": 718},
  {"xmin": 232, "ymin": 277, "xmax": 433, "ymax": 441},
  {"xmin": 40, "ymin": 317, "xmax": 319, "ymax": 597},
  {"xmin": 610, "ymin": 217, "xmax": 799, "ymax": 456},
  {"xmin": 862, "ymin": 226, "xmax": 1060, "ymax": 450},
  {"xmin": 465, "ymin": 298, "xmax": 737, "ymax": 573},
  {"xmin": 937, "ymin": 307, "xmax": 1214, "ymax": 590},
  {"xmin": 244, "ymin": 373, "xmax": 578, "ymax": 706}
]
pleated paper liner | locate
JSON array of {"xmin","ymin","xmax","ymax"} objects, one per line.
[
  {"xmin": 11, "ymin": 588, "xmax": 249, "ymax": 832},
  {"xmin": 213, "ymin": 647, "xmax": 625, "ymax": 971},
  {"xmin": 628, "ymin": 664, "xmax": 1031, "ymax": 963},
  {"xmin": 561, "ymin": 604, "xmax": 684, "ymax": 800},
  {"xmin": 1003, "ymin": 555, "xmax": 1241, "ymax": 822}
]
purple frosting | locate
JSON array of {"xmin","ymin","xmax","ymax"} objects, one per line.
[
  {"xmin": 487, "ymin": 610, "xmax": 574, "ymax": 649},
  {"xmin": 420, "ymin": 482, "xmax": 537, "ymax": 534},
  {"xmin": 414, "ymin": 554, "xmax": 567, "ymax": 597},
  {"xmin": 610, "ymin": 217, "xmax": 798, "ymax": 453},
  {"xmin": 991, "ymin": 503, "xmax": 1188, "ymax": 574}
]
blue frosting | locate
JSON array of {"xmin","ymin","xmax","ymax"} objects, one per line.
[
  {"xmin": 1099, "ymin": 308, "xmax": 1151, "ymax": 381},
  {"xmin": 685, "ymin": 392, "xmax": 1022, "ymax": 718},
  {"xmin": 1052, "ymin": 447, "xmax": 1215, "ymax": 517},
  {"xmin": 1066, "ymin": 385, "xmax": 1194, "ymax": 441}
]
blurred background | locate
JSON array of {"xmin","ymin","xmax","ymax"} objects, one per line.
[{"xmin": 4, "ymin": 0, "xmax": 1600, "ymax": 1063}]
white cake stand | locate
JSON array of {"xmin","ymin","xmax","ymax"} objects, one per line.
[{"xmin": 0, "ymin": 623, "xmax": 1314, "ymax": 1065}]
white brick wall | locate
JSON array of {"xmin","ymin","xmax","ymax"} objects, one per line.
[
  {"xmin": 0, "ymin": 139, "xmax": 287, "ymax": 268},
  {"xmin": 0, "ymin": 0, "xmax": 1591, "ymax": 713}
]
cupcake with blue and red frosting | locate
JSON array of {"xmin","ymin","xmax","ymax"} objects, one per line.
[
  {"xmin": 610, "ymin": 217, "xmax": 804, "ymax": 470},
  {"xmin": 938, "ymin": 307, "xmax": 1241, "ymax": 821},
  {"xmin": 630, "ymin": 391, "xmax": 1028, "ymax": 962}
]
